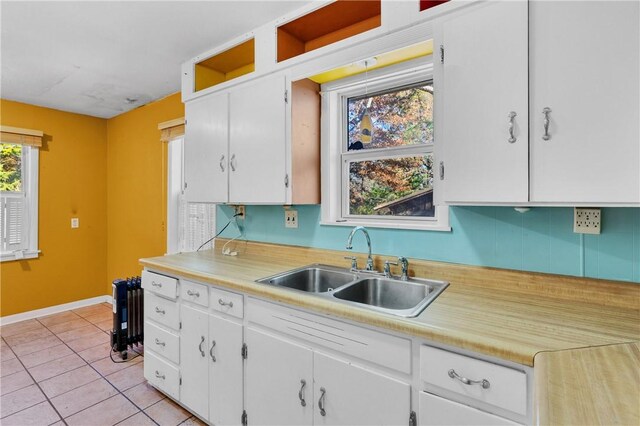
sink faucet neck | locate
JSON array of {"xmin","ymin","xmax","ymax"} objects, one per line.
[{"xmin": 346, "ymin": 226, "xmax": 374, "ymax": 271}]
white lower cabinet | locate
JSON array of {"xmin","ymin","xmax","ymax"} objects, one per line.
[
  {"xmin": 180, "ymin": 304, "xmax": 209, "ymax": 420},
  {"xmin": 419, "ymin": 392, "xmax": 519, "ymax": 426}
]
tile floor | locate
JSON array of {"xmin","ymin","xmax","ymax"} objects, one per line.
[{"xmin": 0, "ymin": 303, "xmax": 205, "ymax": 426}]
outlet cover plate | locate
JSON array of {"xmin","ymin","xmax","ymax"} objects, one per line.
[
  {"xmin": 71, "ymin": 218, "xmax": 79, "ymax": 229},
  {"xmin": 285, "ymin": 210, "xmax": 298, "ymax": 228},
  {"xmin": 574, "ymin": 208, "xmax": 601, "ymax": 234}
]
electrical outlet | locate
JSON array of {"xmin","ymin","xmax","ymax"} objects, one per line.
[
  {"xmin": 574, "ymin": 208, "xmax": 601, "ymax": 234},
  {"xmin": 71, "ymin": 218, "xmax": 79, "ymax": 229},
  {"xmin": 285, "ymin": 209, "xmax": 298, "ymax": 228},
  {"xmin": 233, "ymin": 205, "xmax": 245, "ymax": 218}
]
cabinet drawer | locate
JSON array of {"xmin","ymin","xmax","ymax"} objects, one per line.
[
  {"xmin": 145, "ymin": 321, "xmax": 179, "ymax": 364},
  {"xmin": 180, "ymin": 280, "xmax": 208, "ymax": 307},
  {"xmin": 419, "ymin": 392, "xmax": 520, "ymax": 426},
  {"xmin": 142, "ymin": 270, "xmax": 178, "ymax": 300},
  {"xmin": 145, "ymin": 291, "xmax": 180, "ymax": 331},
  {"xmin": 145, "ymin": 350, "xmax": 180, "ymax": 400},
  {"xmin": 420, "ymin": 345, "xmax": 527, "ymax": 416},
  {"xmin": 210, "ymin": 287, "xmax": 243, "ymax": 318}
]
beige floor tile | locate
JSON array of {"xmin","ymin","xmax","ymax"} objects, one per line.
[
  {"xmin": 145, "ymin": 398, "xmax": 191, "ymax": 426},
  {"xmin": 0, "ymin": 384, "xmax": 46, "ymax": 418},
  {"xmin": 180, "ymin": 416, "xmax": 207, "ymax": 426},
  {"xmin": 65, "ymin": 394, "xmax": 139, "ymax": 426},
  {"xmin": 94, "ymin": 319, "xmax": 113, "ymax": 332},
  {"xmin": 73, "ymin": 304, "xmax": 111, "ymax": 319},
  {"xmin": 91, "ymin": 354, "xmax": 142, "ymax": 377},
  {"xmin": 57, "ymin": 324, "xmax": 103, "ymax": 343},
  {"xmin": 66, "ymin": 332, "xmax": 109, "ymax": 352},
  {"xmin": 11, "ymin": 335, "xmax": 62, "ymax": 357},
  {"xmin": 117, "ymin": 412, "xmax": 157, "ymax": 426},
  {"xmin": 83, "ymin": 310, "xmax": 113, "ymax": 324},
  {"xmin": 28, "ymin": 353, "xmax": 86, "ymax": 382},
  {"xmin": 39, "ymin": 365, "xmax": 100, "ymax": 398},
  {"xmin": 51, "ymin": 422, "xmax": 65, "ymax": 426},
  {"xmin": 0, "ymin": 401, "xmax": 60, "ymax": 425},
  {"xmin": 77, "ymin": 342, "xmax": 112, "ymax": 363},
  {"xmin": 37, "ymin": 311, "xmax": 81, "ymax": 327},
  {"xmin": 123, "ymin": 381, "xmax": 165, "ymax": 409},
  {"xmin": 3, "ymin": 327, "xmax": 53, "ymax": 347},
  {"xmin": 0, "ymin": 320, "xmax": 44, "ymax": 338},
  {"xmin": 50, "ymin": 378, "xmax": 118, "ymax": 418},
  {"xmin": 0, "ymin": 370, "xmax": 34, "ymax": 395},
  {"xmin": 19, "ymin": 344, "xmax": 73, "ymax": 369},
  {"xmin": 1, "ymin": 357, "xmax": 25, "ymax": 378},
  {"xmin": 105, "ymin": 362, "xmax": 145, "ymax": 391},
  {"xmin": 1, "ymin": 342, "xmax": 17, "ymax": 360},
  {"xmin": 47, "ymin": 317, "xmax": 91, "ymax": 335}
]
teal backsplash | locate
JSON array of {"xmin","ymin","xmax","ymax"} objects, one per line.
[{"xmin": 217, "ymin": 205, "xmax": 640, "ymax": 283}]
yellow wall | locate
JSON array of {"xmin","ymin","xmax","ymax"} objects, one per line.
[
  {"xmin": 106, "ymin": 93, "xmax": 184, "ymax": 294},
  {"xmin": 0, "ymin": 100, "xmax": 108, "ymax": 316}
]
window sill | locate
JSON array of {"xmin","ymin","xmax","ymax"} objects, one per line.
[
  {"xmin": 0, "ymin": 250, "xmax": 40, "ymax": 262},
  {"xmin": 320, "ymin": 220, "xmax": 451, "ymax": 232}
]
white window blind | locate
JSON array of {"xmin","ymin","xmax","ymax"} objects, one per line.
[
  {"xmin": 2, "ymin": 196, "xmax": 27, "ymax": 251},
  {"xmin": 180, "ymin": 199, "xmax": 217, "ymax": 252}
]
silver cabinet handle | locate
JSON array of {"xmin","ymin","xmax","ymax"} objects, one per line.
[
  {"xmin": 210, "ymin": 340, "xmax": 216, "ymax": 362},
  {"xmin": 448, "ymin": 369, "xmax": 490, "ymax": 389},
  {"xmin": 151, "ymin": 281, "xmax": 162, "ymax": 287},
  {"xmin": 508, "ymin": 111, "xmax": 517, "ymax": 143},
  {"xmin": 318, "ymin": 387, "xmax": 326, "ymax": 416},
  {"xmin": 230, "ymin": 154, "xmax": 236, "ymax": 172},
  {"xmin": 155, "ymin": 307, "xmax": 165, "ymax": 315},
  {"xmin": 218, "ymin": 298, "xmax": 233, "ymax": 308},
  {"xmin": 155, "ymin": 370, "xmax": 165, "ymax": 380},
  {"xmin": 219, "ymin": 154, "xmax": 226, "ymax": 172},
  {"xmin": 154, "ymin": 338, "xmax": 165, "ymax": 347},
  {"xmin": 186, "ymin": 289, "xmax": 200, "ymax": 298},
  {"xmin": 198, "ymin": 336, "xmax": 205, "ymax": 357},
  {"xmin": 298, "ymin": 379, "xmax": 307, "ymax": 407},
  {"xmin": 542, "ymin": 107, "xmax": 552, "ymax": 140}
]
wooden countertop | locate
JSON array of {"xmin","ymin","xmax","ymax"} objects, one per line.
[{"xmin": 139, "ymin": 240, "xmax": 640, "ymax": 367}]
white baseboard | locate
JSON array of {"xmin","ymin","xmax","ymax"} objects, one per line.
[{"xmin": 1, "ymin": 295, "xmax": 112, "ymax": 326}]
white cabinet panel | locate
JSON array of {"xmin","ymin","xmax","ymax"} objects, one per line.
[
  {"xmin": 229, "ymin": 75, "xmax": 287, "ymax": 204},
  {"xmin": 245, "ymin": 327, "xmax": 313, "ymax": 426},
  {"xmin": 145, "ymin": 321, "xmax": 179, "ymax": 364},
  {"xmin": 440, "ymin": 0, "xmax": 529, "ymax": 203},
  {"xmin": 313, "ymin": 351, "xmax": 410, "ymax": 426},
  {"xmin": 142, "ymin": 270, "xmax": 178, "ymax": 300},
  {"xmin": 184, "ymin": 92, "xmax": 229, "ymax": 203},
  {"xmin": 529, "ymin": 1, "xmax": 640, "ymax": 203},
  {"xmin": 419, "ymin": 392, "xmax": 519, "ymax": 426},
  {"xmin": 209, "ymin": 313, "xmax": 243, "ymax": 426},
  {"xmin": 179, "ymin": 304, "xmax": 209, "ymax": 420},
  {"xmin": 145, "ymin": 350, "xmax": 180, "ymax": 401}
]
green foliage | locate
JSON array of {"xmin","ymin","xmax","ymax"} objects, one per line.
[{"xmin": 0, "ymin": 144, "xmax": 22, "ymax": 192}]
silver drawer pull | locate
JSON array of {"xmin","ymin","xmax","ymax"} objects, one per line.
[
  {"xmin": 318, "ymin": 387, "xmax": 326, "ymax": 416},
  {"xmin": 542, "ymin": 107, "xmax": 552, "ymax": 140},
  {"xmin": 155, "ymin": 307, "xmax": 165, "ymax": 315},
  {"xmin": 218, "ymin": 298, "xmax": 233, "ymax": 308},
  {"xmin": 187, "ymin": 289, "xmax": 200, "ymax": 297},
  {"xmin": 298, "ymin": 379, "xmax": 307, "ymax": 407},
  {"xmin": 154, "ymin": 338, "xmax": 165, "ymax": 347},
  {"xmin": 155, "ymin": 370, "xmax": 165, "ymax": 380},
  {"xmin": 448, "ymin": 369, "xmax": 490, "ymax": 389},
  {"xmin": 198, "ymin": 336, "xmax": 206, "ymax": 357},
  {"xmin": 210, "ymin": 340, "xmax": 216, "ymax": 362},
  {"xmin": 151, "ymin": 281, "xmax": 162, "ymax": 287}
]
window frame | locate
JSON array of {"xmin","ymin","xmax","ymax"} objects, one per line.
[
  {"xmin": 320, "ymin": 56, "xmax": 450, "ymax": 231},
  {"xmin": 0, "ymin": 144, "xmax": 39, "ymax": 262}
]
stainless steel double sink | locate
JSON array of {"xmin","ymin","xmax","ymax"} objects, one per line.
[{"xmin": 256, "ymin": 264, "xmax": 448, "ymax": 318}]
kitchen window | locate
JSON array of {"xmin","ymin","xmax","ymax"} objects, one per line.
[{"xmin": 321, "ymin": 57, "xmax": 449, "ymax": 230}]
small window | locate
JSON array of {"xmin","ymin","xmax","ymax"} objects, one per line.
[{"xmin": 1, "ymin": 143, "xmax": 23, "ymax": 192}]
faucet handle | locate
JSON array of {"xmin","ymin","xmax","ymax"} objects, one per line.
[
  {"xmin": 398, "ymin": 257, "xmax": 409, "ymax": 280},
  {"xmin": 343, "ymin": 256, "xmax": 358, "ymax": 271},
  {"xmin": 383, "ymin": 260, "xmax": 398, "ymax": 277}
]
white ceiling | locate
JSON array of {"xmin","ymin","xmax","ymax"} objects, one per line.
[{"xmin": 1, "ymin": 1, "xmax": 310, "ymax": 119}]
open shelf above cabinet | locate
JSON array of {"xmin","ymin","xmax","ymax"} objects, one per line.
[
  {"xmin": 194, "ymin": 38, "xmax": 255, "ymax": 93},
  {"xmin": 277, "ymin": 0, "xmax": 381, "ymax": 63}
]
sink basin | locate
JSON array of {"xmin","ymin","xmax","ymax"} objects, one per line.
[
  {"xmin": 256, "ymin": 265, "xmax": 357, "ymax": 293},
  {"xmin": 332, "ymin": 277, "xmax": 448, "ymax": 317}
]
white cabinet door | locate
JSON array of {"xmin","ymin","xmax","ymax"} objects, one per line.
[
  {"xmin": 529, "ymin": 1, "xmax": 640, "ymax": 203},
  {"xmin": 184, "ymin": 92, "xmax": 229, "ymax": 203},
  {"xmin": 440, "ymin": 1, "xmax": 528, "ymax": 203},
  {"xmin": 179, "ymin": 304, "xmax": 209, "ymax": 420},
  {"xmin": 209, "ymin": 313, "xmax": 243, "ymax": 426},
  {"xmin": 313, "ymin": 351, "xmax": 410, "ymax": 426},
  {"xmin": 229, "ymin": 75, "xmax": 287, "ymax": 204},
  {"xmin": 419, "ymin": 392, "xmax": 519, "ymax": 426},
  {"xmin": 245, "ymin": 327, "xmax": 313, "ymax": 426}
]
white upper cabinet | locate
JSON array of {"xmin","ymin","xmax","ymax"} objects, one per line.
[
  {"xmin": 440, "ymin": 1, "xmax": 529, "ymax": 203},
  {"xmin": 184, "ymin": 92, "xmax": 229, "ymax": 203},
  {"xmin": 529, "ymin": 0, "xmax": 640, "ymax": 204},
  {"xmin": 229, "ymin": 74, "xmax": 288, "ymax": 204}
]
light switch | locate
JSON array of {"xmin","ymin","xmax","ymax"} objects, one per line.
[{"xmin": 71, "ymin": 218, "xmax": 79, "ymax": 228}]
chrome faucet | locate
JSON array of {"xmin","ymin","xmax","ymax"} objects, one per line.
[
  {"xmin": 346, "ymin": 226, "xmax": 374, "ymax": 271},
  {"xmin": 398, "ymin": 256, "xmax": 409, "ymax": 280}
]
